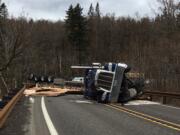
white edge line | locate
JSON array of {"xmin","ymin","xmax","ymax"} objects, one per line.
[{"xmin": 41, "ymin": 96, "xmax": 59, "ymax": 135}]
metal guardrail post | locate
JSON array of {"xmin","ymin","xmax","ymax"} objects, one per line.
[{"xmin": 162, "ymin": 96, "xmax": 167, "ymax": 104}]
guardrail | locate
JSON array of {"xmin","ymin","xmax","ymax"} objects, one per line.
[
  {"xmin": 0, "ymin": 87, "xmax": 25, "ymax": 128},
  {"xmin": 143, "ymin": 91, "xmax": 180, "ymax": 104},
  {"xmin": 0, "ymin": 83, "xmax": 35, "ymax": 128}
]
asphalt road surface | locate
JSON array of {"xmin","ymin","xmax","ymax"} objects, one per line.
[{"xmin": 0, "ymin": 95, "xmax": 180, "ymax": 135}]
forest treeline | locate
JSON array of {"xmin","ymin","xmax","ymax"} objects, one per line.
[{"xmin": 0, "ymin": 0, "xmax": 180, "ymax": 95}]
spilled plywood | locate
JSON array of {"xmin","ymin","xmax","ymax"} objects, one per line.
[{"xmin": 23, "ymin": 86, "xmax": 83, "ymax": 97}]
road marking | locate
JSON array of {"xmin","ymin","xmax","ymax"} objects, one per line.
[
  {"xmin": 125, "ymin": 100, "xmax": 160, "ymax": 105},
  {"xmin": 75, "ymin": 100, "xmax": 93, "ymax": 104},
  {"xmin": 29, "ymin": 97, "xmax": 34, "ymax": 104},
  {"xmin": 69, "ymin": 99, "xmax": 93, "ymax": 104},
  {"xmin": 111, "ymin": 104, "xmax": 180, "ymax": 127},
  {"xmin": 106, "ymin": 104, "xmax": 180, "ymax": 132},
  {"xmin": 73, "ymin": 100, "xmax": 93, "ymax": 104},
  {"xmin": 113, "ymin": 104, "xmax": 180, "ymax": 128},
  {"xmin": 41, "ymin": 96, "xmax": 59, "ymax": 135}
]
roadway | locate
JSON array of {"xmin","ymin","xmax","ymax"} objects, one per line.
[{"xmin": 30, "ymin": 94, "xmax": 180, "ymax": 135}]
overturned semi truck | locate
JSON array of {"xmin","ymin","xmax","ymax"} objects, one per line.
[{"xmin": 71, "ymin": 63, "xmax": 145, "ymax": 103}]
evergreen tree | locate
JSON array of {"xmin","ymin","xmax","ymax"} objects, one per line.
[
  {"xmin": 88, "ymin": 3, "xmax": 94, "ymax": 17},
  {"xmin": 95, "ymin": 2, "xmax": 100, "ymax": 17},
  {"xmin": 65, "ymin": 5, "xmax": 75, "ymax": 45},
  {"xmin": 0, "ymin": 1, "xmax": 8, "ymax": 19},
  {"xmin": 0, "ymin": 1, "xmax": 8, "ymax": 44},
  {"xmin": 65, "ymin": 4, "xmax": 87, "ymax": 64}
]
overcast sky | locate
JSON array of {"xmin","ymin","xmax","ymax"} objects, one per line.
[{"xmin": 3, "ymin": 0, "xmax": 159, "ymax": 21}]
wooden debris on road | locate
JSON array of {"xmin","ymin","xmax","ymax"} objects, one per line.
[{"xmin": 23, "ymin": 86, "xmax": 83, "ymax": 96}]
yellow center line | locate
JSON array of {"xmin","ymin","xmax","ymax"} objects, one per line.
[
  {"xmin": 110, "ymin": 104, "xmax": 180, "ymax": 128},
  {"xmin": 105, "ymin": 104, "xmax": 180, "ymax": 132}
]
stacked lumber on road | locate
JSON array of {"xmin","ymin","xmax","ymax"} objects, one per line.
[{"xmin": 23, "ymin": 86, "xmax": 83, "ymax": 96}]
